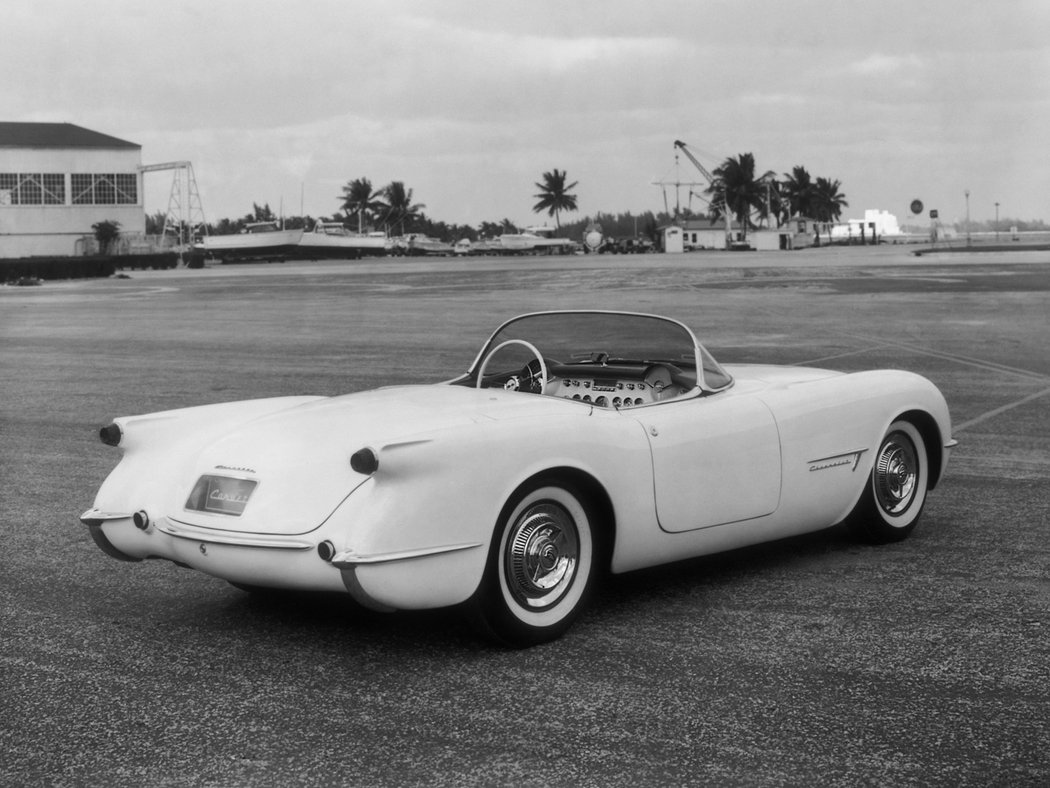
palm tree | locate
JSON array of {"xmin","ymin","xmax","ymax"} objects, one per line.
[
  {"xmin": 340, "ymin": 177, "xmax": 386, "ymax": 233},
  {"xmin": 707, "ymin": 153, "xmax": 771, "ymax": 240},
  {"xmin": 780, "ymin": 166, "xmax": 815, "ymax": 221},
  {"xmin": 532, "ymin": 169, "xmax": 579, "ymax": 228},
  {"xmin": 812, "ymin": 176, "xmax": 849, "ymax": 223},
  {"xmin": 756, "ymin": 174, "xmax": 784, "ymax": 228},
  {"xmin": 382, "ymin": 181, "xmax": 425, "ymax": 235}
]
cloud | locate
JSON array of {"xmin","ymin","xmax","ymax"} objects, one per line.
[
  {"xmin": 5, "ymin": 0, "xmax": 1048, "ymax": 225},
  {"xmin": 849, "ymin": 53, "xmax": 925, "ymax": 76}
]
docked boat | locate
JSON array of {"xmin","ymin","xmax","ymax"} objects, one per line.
[
  {"xmin": 498, "ymin": 226, "xmax": 573, "ymax": 255},
  {"xmin": 195, "ymin": 222, "xmax": 304, "ymax": 263},
  {"xmin": 391, "ymin": 234, "xmax": 454, "ymax": 256},
  {"xmin": 296, "ymin": 222, "xmax": 387, "ymax": 259},
  {"xmin": 458, "ymin": 238, "xmax": 502, "ymax": 256}
]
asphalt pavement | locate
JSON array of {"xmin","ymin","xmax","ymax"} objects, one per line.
[{"xmin": 2, "ymin": 246, "xmax": 1048, "ymax": 787}]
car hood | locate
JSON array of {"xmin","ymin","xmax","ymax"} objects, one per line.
[{"xmin": 170, "ymin": 385, "xmax": 581, "ymax": 535}]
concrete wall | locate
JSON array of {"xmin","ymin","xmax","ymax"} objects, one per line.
[
  {"xmin": 750, "ymin": 231, "xmax": 786, "ymax": 251},
  {"xmin": 683, "ymin": 229, "xmax": 725, "ymax": 250}
]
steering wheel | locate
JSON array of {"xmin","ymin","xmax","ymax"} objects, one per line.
[{"xmin": 476, "ymin": 339, "xmax": 548, "ymax": 393}]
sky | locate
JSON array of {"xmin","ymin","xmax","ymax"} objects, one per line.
[{"xmin": 5, "ymin": 0, "xmax": 1049, "ymax": 229}]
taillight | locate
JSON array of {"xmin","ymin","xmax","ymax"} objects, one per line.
[
  {"xmin": 350, "ymin": 447, "xmax": 379, "ymax": 475},
  {"xmin": 99, "ymin": 423, "xmax": 122, "ymax": 446}
]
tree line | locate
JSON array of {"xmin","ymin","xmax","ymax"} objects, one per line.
[
  {"xmin": 705, "ymin": 156, "xmax": 848, "ymax": 240},
  {"xmin": 144, "ymin": 156, "xmax": 851, "ymax": 243}
]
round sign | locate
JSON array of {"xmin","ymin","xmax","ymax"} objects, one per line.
[{"xmin": 910, "ymin": 199, "xmax": 924, "ymax": 215}]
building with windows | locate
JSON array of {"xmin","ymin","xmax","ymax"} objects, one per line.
[
  {"xmin": 661, "ymin": 218, "xmax": 742, "ymax": 252},
  {"xmin": 0, "ymin": 122, "xmax": 143, "ymax": 257}
]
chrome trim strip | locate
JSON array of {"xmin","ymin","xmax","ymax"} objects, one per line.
[
  {"xmin": 331, "ymin": 542, "xmax": 482, "ymax": 568},
  {"xmin": 79, "ymin": 508, "xmax": 132, "ymax": 526},
  {"xmin": 807, "ymin": 448, "xmax": 869, "ymax": 473},
  {"xmin": 155, "ymin": 517, "xmax": 314, "ymax": 550}
]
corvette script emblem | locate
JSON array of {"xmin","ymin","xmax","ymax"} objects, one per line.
[{"xmin": 808, "ymin": 449, "xmax": 868, "ymax": 473}]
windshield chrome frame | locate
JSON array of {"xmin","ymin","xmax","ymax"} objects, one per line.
[{"xmin": 465, "ymin": 310, "xmax": 732, "ymax": 394}]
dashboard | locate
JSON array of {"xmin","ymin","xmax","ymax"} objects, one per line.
[{"xmin": 546, "ymin": 362, "xmax": 689, "ymax": 407}]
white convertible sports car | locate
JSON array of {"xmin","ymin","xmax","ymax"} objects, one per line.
[{"xmin": 80, "ymin": 311, "xmax": 955, "ymax": 646}]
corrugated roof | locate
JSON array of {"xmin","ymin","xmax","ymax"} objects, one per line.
[
  {"xmin": 0, "ymin": 122, "xmax": 140, "ymax": 149},
  {"xmin": 679, "ymin": 218, "xmax": 726, "ymax": 230}
]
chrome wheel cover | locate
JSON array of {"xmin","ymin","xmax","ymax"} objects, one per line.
[
  {"xmin": 874, "ymin": 432, "xmax": 918, "ymax": 515},
  {"xmin": 504, "ymin": 502, "xmax": 579, "ymax": 609}
]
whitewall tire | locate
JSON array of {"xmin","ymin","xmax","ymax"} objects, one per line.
[
  {"xmin": 474, "ymin": 482, "xmax": 597, "ymax": 647},
  {"xmin": 847, "ymin": 420, "xmax": 929, "ymax": 543}
]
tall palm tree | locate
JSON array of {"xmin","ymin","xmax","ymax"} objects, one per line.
[
  {"xmin": 382, "ymin": 181, "xmax": 425, "ymax": 235},
  {"xmin": 707, "ymin": 153, "xmax": 771, "ymax": 239},
  {"xmin": 532, "ymin": 169, "xmax": 579, "ymax": 228},
  {"xmin": 780, "ymin": 166, "xmax": 815, "ymax": 221},
  {"xmin": 812, "ymin": 176, "xmax": 849, "ymax": 223},
  {"xmin": 756, "ymin": 174, "xmax": 784, "ymax": 228},
  {"xmin": 340, "ymin": 177, "xmax": 386, "ymax": 233}
]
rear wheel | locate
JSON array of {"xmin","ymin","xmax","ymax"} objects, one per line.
[
  {"xmin": 473, "ymin": 482, "xmax": 597, "ymax": 647},
  {"xmin": 846, "ymin": 420, "xmax": 929, "ymax": 543}
]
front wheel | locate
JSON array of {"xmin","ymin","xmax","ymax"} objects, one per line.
[
  {"xmin": 472, "ymin": 482, "xmax": 597, "ymax": 647},
  {"xmin": 845, "ymin": 420, "xmax": 929, "ymax": 543}
]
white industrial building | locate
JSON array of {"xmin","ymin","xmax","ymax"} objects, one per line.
[
  {"xmin": 663, "ymin": 216, "xmax": 825, "ymax": 252},
  {"xmin": 828, "ymin": 209, "xmax": 903, "ymax": 243},
  {"xmin": 0, "ymin": 122, "xmax": 144, "ymax": 258}
]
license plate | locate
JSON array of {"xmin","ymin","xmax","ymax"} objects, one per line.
[{"xmin": 185, "ymin": 475, "xmax": 258, "ymax": 516}]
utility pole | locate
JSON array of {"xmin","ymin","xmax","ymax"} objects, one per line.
[
  {"xmin": 995, "ymin": 201, "xmax": 1000, "ymax": 242},
  {"xmin": 965, "ymin": 189, "xmax": 971, "ymax": 246}
]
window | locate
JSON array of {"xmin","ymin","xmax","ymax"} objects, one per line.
[
  {"xmin": 71, "ymin": 173, "xmax": 138, "ymax": 205},
  {"xmin": 42, "ymin": 173, "xmax": 65, "ymax": 204},
  {"xmin": 0, "ymin": 173, "xmax": 66, "ymax": 205}
]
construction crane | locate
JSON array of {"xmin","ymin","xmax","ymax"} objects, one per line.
[
  {"xmin": 138, "ymin": 161, "xmax": 207, "ymax": 256},
  {"xmin": 673, "ymin": 139, "xmax": 732, "ymax": 249},
  {"xmin": 650, "ymin": 152, "xmax": 706, "ymax": 220}
]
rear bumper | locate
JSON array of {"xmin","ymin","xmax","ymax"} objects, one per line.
[
  {"xmin": 79, "ymin": 509, "xmax": 345, "ymax": 592},
  {"xmin": 78, "ymin": 509, "xmax": 486, "ymax": 611}
]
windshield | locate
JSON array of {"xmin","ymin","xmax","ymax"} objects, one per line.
[{"xmin": 468, "ymin": 311, "xmax": 731, "ymax": 392}]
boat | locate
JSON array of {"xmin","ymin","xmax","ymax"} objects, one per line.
[
  {"xmin": 390, "ymin": 234, "xmax": 454, "ymax": 256},
  {"xmin": 497, "ymin": 226, "xmax": 573, "ymax": 255},
  {"xmin": 296, "ymin": 222, "xmax": 387, "ymax": 259},
  {"xmin": 195, "ymin": 222, "xmax": 304, "ymax": 263},
  {"xmin": 451, "ymin": 238, "xmax": 502, "ymax": 256}
]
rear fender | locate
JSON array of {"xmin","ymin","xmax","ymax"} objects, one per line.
[
  {"xmin": 91, "ymin": 396, "xmax": 324, "ymax": 517},
  {"xmin": 324, "ymin": 412, "xmax": 652, "ymax": 606}
]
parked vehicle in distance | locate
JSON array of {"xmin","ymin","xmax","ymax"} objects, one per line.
[
  {"xmin": 80, "ymin": 311, "xmax": 955, "ymax": 646},
  {"xmin": 616, "ymin": 236, "xmax": 654, "ymax": 254}
]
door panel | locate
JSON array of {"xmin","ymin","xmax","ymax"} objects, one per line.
[{"xmin": 639, "ymin": 396, "xmax": 781, "ymax": 532}]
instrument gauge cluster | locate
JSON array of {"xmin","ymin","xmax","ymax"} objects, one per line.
[
  {"xmin": 551, "ymin": 377, "xmax": 652, "ymax": 407},
  {"xmin": 547, "ymin": 363, "xmax": 685, "ymax": 407}
]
